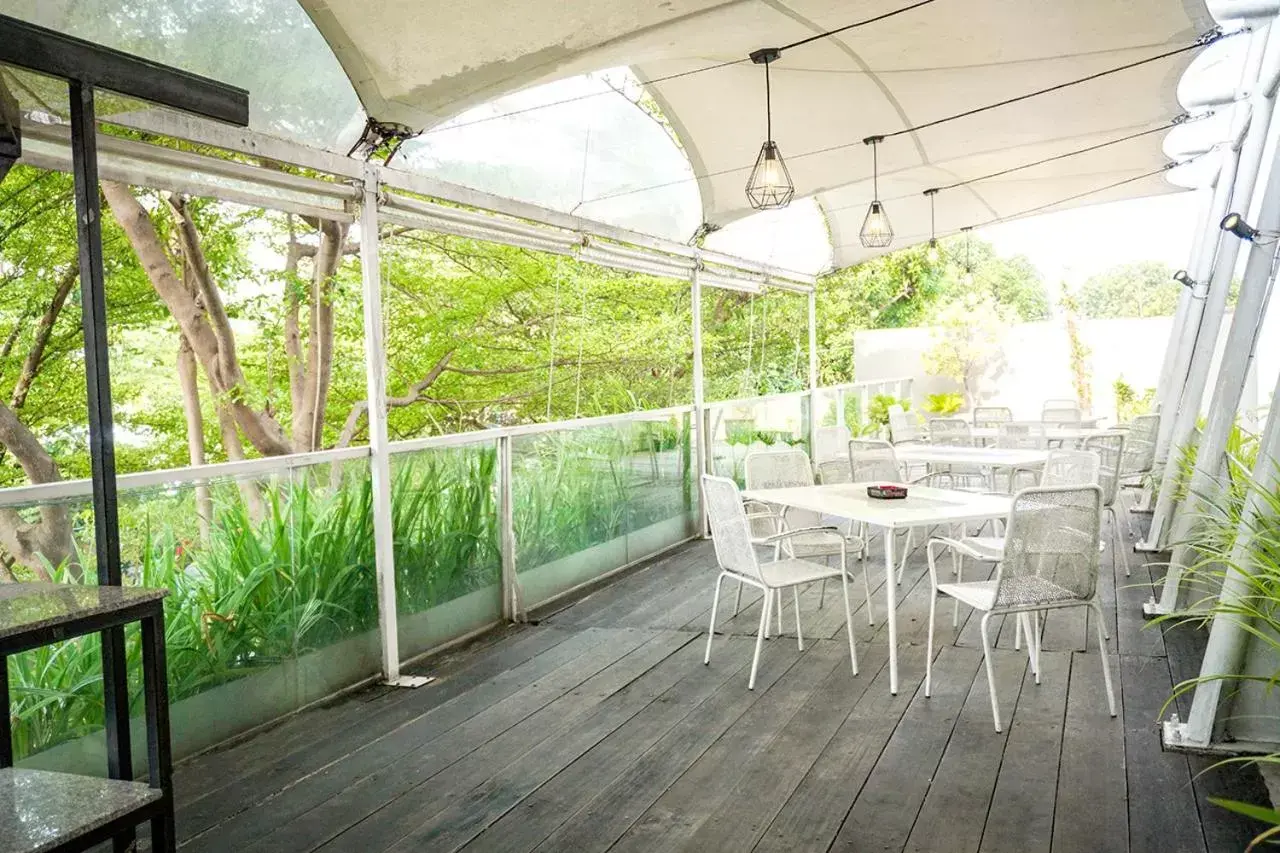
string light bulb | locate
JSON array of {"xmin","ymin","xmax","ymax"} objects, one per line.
[
  {"xmin": 745, "ymin": 48, "xmax": 794, "ymax": 210},
  {"xmin": 859, "ymin": 135, "xmax": 893, "ymax": 248},
  {"xmin": 924, "ymin": 188, "xmax": 941, "ymax": 263}
]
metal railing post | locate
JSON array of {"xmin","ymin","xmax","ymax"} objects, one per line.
[
  {"xmin": 498, "ymin": 434, "xmax": 520, "ymax": 620},
  {"xmin": 360, "ymin": 166, "xmax": 428, "ymax": 687},
  {"xmin": 692, "ymin": 267, "xmax": 708, "ymax": 536},
  {"xmin": 807, "ymin": 290, "xmax": 819, "ymax": 453}
]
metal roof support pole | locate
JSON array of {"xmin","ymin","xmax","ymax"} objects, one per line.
[
  {"xmin": 808, "ymin": 290, "xmax": 819, "ymax": 459},
  {"xmin": 1147, "ymin": 25, "xmax": 1280, "ymax": 614},
  {"xmin": 360, "ymin": 167, "xmax": 429, "ymax": 687},
  {"xmin": 1142, "ymin": 24, "xmax": 1276, "ymax": 558},
  {"xmin": 1167, "ymin": 360, "xmax": 1280, "ymax": 748},
  {"xmin": 692, "ymin": 267, "xmax": 709, "ymax": 537},
  {"xmin": 1152, "ymin": 189, "xmax": 1212, "ymax": 421}
]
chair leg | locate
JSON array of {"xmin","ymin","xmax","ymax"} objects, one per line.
[
  {"xmin": 705, "ymin": 573, "xmax": 726, "ymax": 665},
  {"xmin": 861, "ymin": 556, "xmax": 875, "ymax": 626},
  {"xmin": 952, "ymin": 552, "xmax": 962, "ymax": 628},
  {"xmin": 1093, "ymin": 601, "xmax": 1118, "ymax": 717},
  {"xmin": 794, "ymin": 587, "xmax": 804, "ymax": 652},
  {"xmin": 733, "ymin": 579, "xmax": 744, "ymax": 616},
  {"xmin": 750, "ymin": 588, "xmax": 772, "ymax": 690},
  {"xmin": 980, "ymin": 611, "xmax": 1002, "ymax": 733},
  {"xmin": 818, "ymin": 578, "xmax": 826, "ymax": 609},
  {"xmin": 775, "ymin": 590, "xmax": 784, "ymax": 636},
  {"xmin": 1110, "ymin": 505, "xmax": 1130, "ymax": 578},
  {"xmin": 840, "ymin": 570, "xmax": 858, "ymax": 676},
  {"xmin": 1014, "ymin": 613, "xmax": 1022, "ymax": 651},
  {"xmin": 926, "ymin": 584, "xmax": 937, "ymax": 697}
]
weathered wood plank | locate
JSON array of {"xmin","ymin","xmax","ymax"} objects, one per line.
[
  {"xmin": 979, "ymin": 650, "xmax": 1070, "ymax": 853},
  {"xmin": 459, "ymin": 639, "xmax": 756, "ymax": 853},
  {"xmin": 1053, "ymin": 650, "xmax": 1127, "ymax": 853},
  {"xmin": 527, "ymin": 644, "xmax": 804, "ymax": 853},
  {"xmin": 1122, "ymin": 653, "xmax": 1206, "ymax": 853},
  {"xmin": 826, "ymin": 645, "xmax": 983, "ymax": 852},
  {"xmin": 904, "ymin": 646, "xmax": 1027, "ymax": 853}
]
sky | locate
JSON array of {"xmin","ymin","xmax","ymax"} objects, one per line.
[{"xmin": 978, "ymin": 190, "xmax": 1204, "ymax": 290}]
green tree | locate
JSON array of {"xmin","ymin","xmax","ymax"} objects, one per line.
[
  {"xmin": 1078, "ymin": 261, "xmax": 1181, "ymax": 318},
  {"xmin": 922, "ymin": 293, "xmax": 1016, "ymax": 407}
]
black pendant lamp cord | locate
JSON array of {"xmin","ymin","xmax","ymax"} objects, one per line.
[
  {"xmin": 780, "ymin": 0, "xmax": 940, "ymax": 52},
  {"xmin": 871, "ymin": 140, "xmax": 879, "ymax": 199},
  {"xmin": 765, "ymin": 59, "xmax": 772, "ymax": 141}
]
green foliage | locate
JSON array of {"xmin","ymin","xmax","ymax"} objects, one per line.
[
  {"xmin": 1114, "ymin": 377, "xmax": 1156, "ymax": 423},
  {"xmin": 867, "ymin": 394, "xmax": 909, "ymax": 429},
  {"xmin": 1060, "ymin": 287, "xmax": 1093, "ymax": 411},
  {"xmin": 925, "ymin": 392, "xmax": 965, "ymax": 416},
  {"xmin": 1079, "ymin": 261, "xmax": 1181, "ymax": 318},
  {"xmin": 922, "ymin": 293, "xmax": 1015, "ymax": 406}
]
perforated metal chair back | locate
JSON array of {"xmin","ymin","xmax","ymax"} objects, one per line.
[
  {"xmin": 996, "ymin": 484, "xmax": 1103, "ymax": 605},
  {"xmin": 1120, "ymin": 413, "xmax": 1160, "ymax": 476},
  {"xmin": 1043, "ymin": 398, "xmax": 1079, "ymax": 410},
  {"xmin": 973, "ymin": 406, "xmax": 1013, "ymax": 428},
  {"xmin": 848, "ymin": 438, "xmax": 900, "ymax": 482},
  {"xmin": 701, "ymin": 475, "xmax": 763, "ymax": 582},
  {"xmin": 1084, "ymin": 433, "xmax": 1125, "ymax": 507},
  {"xmin": 816, "ymin": 459, "xmax": 853, "ymax": 484},
  {"xmin": 888, "ymin": 404, "xmax": 922, "ymax": 443},
  {"xmin": 813, "ymin": 425, "xmax": 852, "ymax": 462},
  {"xmin": 1042, "ymin": 406, "xmax": 1084, "ymax": 425},
  {"xmin": 996, "ymin": 422, "xmax": 1046, "ymax": 450},
  {"xmin": 928, "ymin": 417, "xmax": 973, "ymax": 446},
  {"xmin": 744, "ymin": 448, "xmax": 821, "ymax": 530},
  {"xmin": 1040, "ymin": 449, "xmax": 1101, "ymax": 488}
]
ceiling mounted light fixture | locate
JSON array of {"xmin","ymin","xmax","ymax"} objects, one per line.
[
  {"xmin": 1172, "ymin": 270, "xmax": 1195, "ymax": 288},
  {"xmin": 924, "ymin": 188, "xmax": 941, "ymax": 263},
  {"xmin": 745, "ymin": 48, "xmax": 794, "ymax": 211},
  {"xmin": 859, "ymin": 135, "xmax": 893, "ymax": 248}
]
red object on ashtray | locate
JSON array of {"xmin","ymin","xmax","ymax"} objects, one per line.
[{"xmin": 867, "ymin": 484, "xmax": 907, "ymax": 500}]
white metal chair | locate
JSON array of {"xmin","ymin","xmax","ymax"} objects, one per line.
[
  {"xmin": 1042, "ymin": 405, "xmax": 1084, "ymax": 426},
  {"xmin": 813, "ymin": 425, "xmax": 851, "ymax": 463},
  {"xmin": 702, "ymin": 474, "xmax": 859, "ymax": 689},
  {"xmin": 743, "ymin": 449, "xmax": 873, "ymax": 626},
  {"xmin": 1118, "ymin": 413, "xmax": 1160, "ymax": 537},
  {"xmin": 973, "ymin": 406, "xmax": 1013, "ymax": 429},
  {"xmin": 925, "ymin": 484, "xmax": 1116, "ymax": 731},
  {"xmin": 888, "ymin": 404, "xmax": 924, "ymax": 444},
  {"xmin": 995, "ymin": 422, "xmax": 1047, "ymax": 491},
  {"xmin": 1085, "ymin": 432, "xmax": 1128, "ymax": 577},
  {"xmin": 928, "ymin": 417, "xmax": 974, "ymax": 446},
  {"xmin": 815, "ymin": 458, "xmax": 853, "ymax": 484}
]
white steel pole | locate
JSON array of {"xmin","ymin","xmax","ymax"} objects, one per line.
[
  {"xmin": 1144, "ymin": 25, "xmax": 1275, "ymax": 554},
  {"xmin": 1153, "ymin": 189, "xmax": 1213, "ymax": 412},
  {"xmin": 360, "ymin": 166, "xmax": 424, "ymax": 687},
  {"xmin": 807, "ymin": 289, "xmax": 819, "ymax": 455},
  {"xmin": 1167, "ymin": 360, "xmax": 1280, "ymax": 748},
  {"xmin": 692, "ymin": 266, "xmax": 708, "ymax": 536},
  {"xmin": 1149, "ymin": 27, "xmax": 1280, "ymax": 612}
]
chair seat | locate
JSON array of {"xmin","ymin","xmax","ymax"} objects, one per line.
[
  {"xmin": 783, "ymin": 531, "xmax": 865, "ymax": 559},
  {"xmin": 758, "ymin": 558, "xmax": 848, "ymax": 587},
  {"xmin": 937, "ymin": 575, "xmax": 1079, "ymax": 611}
]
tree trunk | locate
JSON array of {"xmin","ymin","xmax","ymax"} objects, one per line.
[
  {"xmin": 178, "ymin": 333, "xmax": 212, "ymax": 541},
  {"xmin": 101, "ymin": 181, "xmax": 293, "ymax": 457},
  {"xmin": 0, "ymin": 400, "xmax": 71, "ymax": 579},
  {"xmin": 11, "ymin": 264, "xmax": 77, "ymax": 410}
]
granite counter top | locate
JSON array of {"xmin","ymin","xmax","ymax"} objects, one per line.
[
  {"xmin": 0, "ymin": 768, "xmax": 161, "ymax": 853},
  {"xmin": 0, "ymin": 582, "xmax": 167, "ymax": 642}
]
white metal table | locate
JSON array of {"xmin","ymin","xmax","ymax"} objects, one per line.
[
  {"xmin": 970, "ymin": 426, "xmax": 1120, "ymax": 442},
  {"xmin": 895, "ymin": 444, "xmax": 1049, "ymax": 470},
  {"xmin": 740, "ymin": 483, "xmax": 1012, "ymax": 695}
]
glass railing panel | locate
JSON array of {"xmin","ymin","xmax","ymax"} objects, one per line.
[
  {"xmin": 617, "ymin": 411, "xmax": 697, "ymax": 565},
  {"xmin": 390, "ymin": 441, "xmax": 501, "ymax": 660},
  {"xmin": 705, "ymin": 394, "xmax": 810, "ymax": 486}
]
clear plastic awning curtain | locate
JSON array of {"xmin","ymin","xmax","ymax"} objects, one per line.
[{"xmin": 296, "ymin": 0, "xmax": 1214, "ymax": 269}]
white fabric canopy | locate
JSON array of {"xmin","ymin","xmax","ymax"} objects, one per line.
[{"xmin": 299, "ymin": 0, "xmax": 1215, "ymax": 269}]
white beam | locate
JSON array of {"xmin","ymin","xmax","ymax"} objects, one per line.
[{"xmin": 691, "ymin": 267, "xmax": 708, "ymax": 537}]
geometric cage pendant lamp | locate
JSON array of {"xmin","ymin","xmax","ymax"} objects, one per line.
[
  {"xmin": 745, "ymin": 47, "xmax": 794, "ymax": 210},
  {"xmin": 859, "ymin": 135, "xmax": 893, "ymax": 248},
  {"xmin": 923, "ymin": 187, "xmax": 941, "ymax": 263}
]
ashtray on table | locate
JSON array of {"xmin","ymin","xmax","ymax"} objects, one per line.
[{"xmin": 867, "ymin": 484, "xmax": 907, "ymax": 500}]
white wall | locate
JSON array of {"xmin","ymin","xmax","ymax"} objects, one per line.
[{"xmin": 854, "ymin": 311, "xmax": 1280, "ymax": 422}]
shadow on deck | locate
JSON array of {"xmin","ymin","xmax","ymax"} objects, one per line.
[{"xmin": 169, "ymin": 515, "xmax": 1267, "ymax": 852}]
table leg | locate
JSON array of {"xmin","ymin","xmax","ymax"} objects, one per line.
[
  {"xmin": 0, "ymin": 653, "xmax": 10, "ymax": 768},
  {"xmin": 884, "ymin": 527, "xmax": 898, "ymax": 694},
  {"xmin": 142, "ymin": 610, "xmax": 176, "ymax": 853}
]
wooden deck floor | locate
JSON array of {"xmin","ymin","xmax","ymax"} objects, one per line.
[{"xmin": 170, "ymin": 514, "xmax": 1268, "ymax": 853}]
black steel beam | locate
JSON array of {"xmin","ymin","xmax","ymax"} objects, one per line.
[
  {"xmin": 0, "ymin": 75, "xmax": 18, "ymax": 183},
  {"xmin": 68, "ymin": 80, "xmax": 133, "ymax": 852},
  {"xmin": 0, "ymin": 13, "xmax": 248, "ymax": 127}
]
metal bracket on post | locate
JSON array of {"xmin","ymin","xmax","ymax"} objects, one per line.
[{"xmin": 360, "ymin": 166, "xmax": 432, "ymax": 689}]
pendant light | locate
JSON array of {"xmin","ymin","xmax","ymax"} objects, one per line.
[
  {"xmin": 859, "ymin": 135, "xmax": 893, "ymax": 248},
  {"xmin": 923, "ymin": 188, "xmax": 941, "ymax": 263},
  {"xmin": 745, "ymin": 48, "xmax": 794, "ymax": 210},
  {"xmin": 960, "ymin": 226, "xmax": 974, "ymax": 286}
]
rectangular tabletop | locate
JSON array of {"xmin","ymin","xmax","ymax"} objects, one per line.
[
  {"xmin": 970, "ymin": 426, "xmax": 1119, "ymax": 441},
  {"xmin": 741, "ymin": 482, "xmax": 1013, "ymax": 530},
  {"xmin": 893, "ymin": 445, "xmax": 1049, "ymax": 469},
  {"xmin": 0, "ymin": 582, "xmax": 167, "ymax": 653}
]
